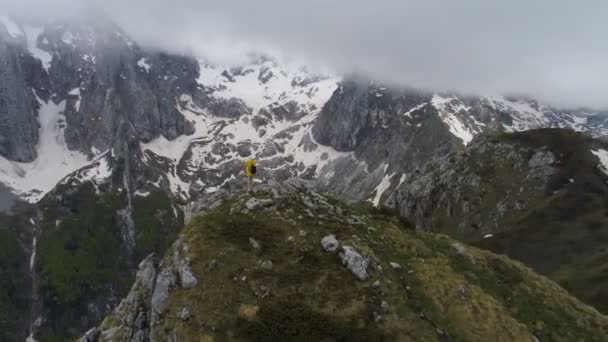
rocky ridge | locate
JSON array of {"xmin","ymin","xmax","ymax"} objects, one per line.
[{"xmin": 83, "ymin": 185, "xmax": 608, "ymax": 341}]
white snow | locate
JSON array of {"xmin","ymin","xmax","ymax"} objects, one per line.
[
  {"xmin": 0, "ymin": 97, "xmax": 91, "ymax": 203},
  {"xmin": 370, "ymin": 164, "xmax": 395, "ymax": 207},
  {"xmin": 23, "ymin": 25, "xmax": 53, "ymax": 71},
  {"xmin": 76, "ymin": 153, "xmax": 112, "ymax": 183},
  {"xmin": 483, "ymin": 96, "xmax": 548, "ymax": 132},
  {"xmin": 432, "ymin": 95, "xmax": 474, "ymax": 145},
  {"xmin": 134, "ymin": 190, "xmax": 151, "ymax": 197},
  {"xmin": 137, "ymin": 58, "xmax": 152, "ymax": 72},
  {"xmin": 82, "ymin": 54, "xmax": 96, "ymax": 64},
  {"xmin": 198, "ymin": 59, "xmax": 339, "ymax": 113},
  {"xmin": 141, "ymin": 83, "xmax": 349, "ymax": 199},
  {"xmin": 140, "ymin": 56, "xmax": 346, "ymax": 199},
  {"xmin": 591, "ymin": 149, "xmax": 608, "ymax": 175},
  {"xmin": 398, "ymin": 173, "xmax": 407, "ymax": 186},
  {"xmin": 0, "ymin": 15, "xmax": 22, "ymax": 38},
  {"xmin": 69, "ymin": 87, "xmax": 81, "ymax": 111},
  {"xmin": 403, "ymin": 103, "xmax": 427, "ymax": 119}
]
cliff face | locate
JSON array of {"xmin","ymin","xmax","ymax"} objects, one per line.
[{"xmin": 391, "ymin": 129, "xmax": 608, "ymax": 313}]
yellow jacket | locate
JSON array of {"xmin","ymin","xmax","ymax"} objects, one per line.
[{"xmin": 245, "ymin": 159, "xmax": 256, "ymax": 177}]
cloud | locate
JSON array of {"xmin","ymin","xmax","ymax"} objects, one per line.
[{"xmin": 2, "ymin": 0, "xmax": 607, "ymax": 108}]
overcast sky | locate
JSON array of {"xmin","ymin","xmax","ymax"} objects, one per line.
[{"xmin": 2, "ymin": 0, "xmax": 607, "ymax": 108}]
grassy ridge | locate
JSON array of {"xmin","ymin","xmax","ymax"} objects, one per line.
[{"xmin": 147, "ymin": 191, "xmax": 608, "ymax": 341}]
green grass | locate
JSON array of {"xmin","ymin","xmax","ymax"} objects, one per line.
[
  {"xmin": 133, "ymin": 190, "xmax": 184, "ymax": 260},
  {"xmin": 35, "ymin": 184, "xmax": 185, "ymax": 341},
  {"xmin": 0, "ymin": 225, "xmax": 28, "ymax": 341},
  {"xmin": 124, "ymin": 191, "xmax": 608, "ymax": 342}
]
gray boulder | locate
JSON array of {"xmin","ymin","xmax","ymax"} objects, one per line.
[
  {"xmin": 245, "ymin": 198, "xmax": 274, "ymax": 210},
  {"xmin": 339, "ymin": 246, "xmax": 370, "ymax": 281},
  {"xmin": 178, "ymin": 263, "xmax": 198, "ymax": 288},
  {"xmin": 151, "ymin": 269, "xmax": 176, "ymax": 320},
  {"xmin": 321, "ymin": 235, "xmax": 340, "ymax": 252}
]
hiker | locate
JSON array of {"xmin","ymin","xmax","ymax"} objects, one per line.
[{"xmin": 244, "ymin": 159, "xmax": 257, "ymax": 191}]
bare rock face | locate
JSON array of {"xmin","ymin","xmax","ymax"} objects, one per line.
[
  {"xmin": 0, "ymin": 16, "xmax": 199, "ymax": 163},
  {"xmin": 0, "ymin": 34, "xmax": 50, "ymax": 161},
  {"xmin": 390, "ymin": 131, "xmax": 562, "ymax": 237}
]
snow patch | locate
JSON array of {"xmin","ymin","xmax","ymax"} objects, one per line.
[
  {"xmin": 370, "ymin": 164, "xmax": 395, "ymax": 207},
  {"xmin": 591, "ymin": 149, "xmax": 608, "ymax": 175},
  {"xmin": 403, "ymin": 104, "xmax": 427, "ymax": 119},
  {"xmin": 198, "ymin": 59, "xmax": 339, "ymax": 113},
  {"xmin": 138, "ymin": 58, "xmax": 151, "ymax": 72},
  {"xmin": 432, "ymin": 95, "xmax": 474, "ymax": 145},
  {"xmin": 135, "ymin": 190, "xmax": 151, "ymax": 197},
  {"xmin": 23, "ymin": 25, "xmax": 53, "ymax": 71},
  {"xmin": 0, "ymin": 97, "xmax": 91, "ymax": 203},
  {"xmin": 69, "ymin": 87, "xmax": 81, "ymax": 111}
]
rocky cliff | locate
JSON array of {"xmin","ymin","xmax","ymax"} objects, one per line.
[{"xmin": 391, "ymin": 128, "xmax": 608, "ymax": 313}]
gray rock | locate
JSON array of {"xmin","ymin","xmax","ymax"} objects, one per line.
[
  {"xmin": 389, "ymin": 262, "xmax": 402, "ymax": 270},
  {"xmin": 339, "ymin": 246, "xmax": 370, "ymax": 281},
  {"xmin": 208, "ymin": 259, "xmax": 218, "ymax": 271},
  {"xmin": 451, "ymin": 242, "xmax": 466, "ymax": 256},
  {"xmin": 151, "ymin": 269, "xmax": 176, "ymax": 319},
  {"xmin": 260, "ymin": 260, "xmax": 273, "ymax": 270},
  {"xmin": 249, "ymin": 237, "xmax": 261, "ymax": 250},
  {"xmin": 321, "ymin": 234, "xmax": 340, "ymax": 252},
  {"xmin": 245, "ymin": 198, "xmax": 274, "ymax": 210},
  {"xmin": 380, "ymin": 300, "xmax": 390, "ymax": 313},
  {"xmin": 179, "ymin": 263, "xmax": 198, "ymax": 288},
  {"xmin": 178, "ymin": 307, "xmax": 191, "ymax": 321}
]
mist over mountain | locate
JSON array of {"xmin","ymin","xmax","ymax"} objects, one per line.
[{"xmin": 2, "ymin": 0, "xmax": 608, "ymax": 108}]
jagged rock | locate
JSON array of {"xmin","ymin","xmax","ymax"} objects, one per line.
[
  {"xmin": 321, "ymin": 234, "xmax": 340, "ymax": 252},
  {"xmin": 339, "ymin": 246, "xmax": 370, "ymax": 281},
  {"xmin": 179, "ymin": 263, "xmax": 198, "ymax": 288},
  {"xmin": 245, "ymin": 198, "xmax": 274, "ymax": 210},
  {"xmin": 151, "ymin": 269, "xmax": 176, "ymax": 320},
  {"xmin": 389, "ymin": 262, "xmax": 402, "ymax": 270},
  {"xmin": 372, "ymin": 280, "xmax": 381, "ymax": 289}
]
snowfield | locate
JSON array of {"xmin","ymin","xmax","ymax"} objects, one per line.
[{"xmin": 0, "ymin": 97, "xmax": 96, "ymax": 203}]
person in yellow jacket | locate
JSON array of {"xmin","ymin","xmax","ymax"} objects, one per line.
[{"xmin": 244, "ymin": 159, "xmax": 257, "ymax": 191}]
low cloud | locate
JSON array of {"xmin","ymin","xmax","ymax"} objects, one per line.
[{"xmin": 2, "ymin": 0, "xmax": 607, "ymax": 108}]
